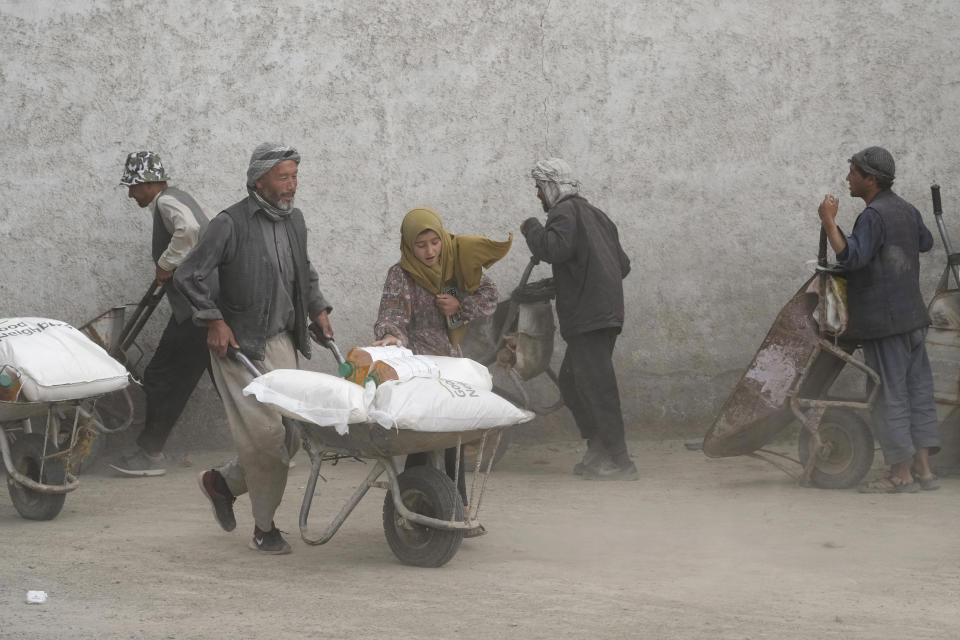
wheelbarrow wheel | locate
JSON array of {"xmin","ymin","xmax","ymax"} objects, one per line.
[
  {"xmin": 6, "ymin": 433, "xmax": 67, "ymax": 520},
  {"xmin": 798, "ymin": 408, "xmax": 874, "ymax": 490},
  {"xmin": 382, "ymin": 465, "xmax": 464, "ymax": 567}
]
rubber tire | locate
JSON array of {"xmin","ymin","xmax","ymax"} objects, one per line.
[
  {"xmin": 798, "ymin": 408, "xmax": 874, "ymax": 490},
  {"xmin": 382, "ymin": 465, "xmax": 464, "ymax": 567},
  {"xmin": 6, "ymin": 433, "xmax": 67, "ymax": 520}
]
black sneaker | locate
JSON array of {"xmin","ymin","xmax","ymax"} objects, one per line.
[
  {"xmin": 573, "ymin": 440, "xmax": 606, "ymax": 476},
  {"xmin": 198, "ymin": 469, "xmax": 237, "ymax": 532},
  {"xmin": 582, "ymin": 458, "xmax": 639, "ymax": 481},
  {"xmin": 249, "ymin": 523, "xmax": 292, "ymax": 555}
]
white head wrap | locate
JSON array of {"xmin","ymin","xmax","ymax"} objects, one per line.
[
  {"xmin": 531, "ymin": 157, "xmax": 580, "ymax": 208},
  {"xmin": 246, "ymin": 143, "xmax": 301, "ymax": 187}
]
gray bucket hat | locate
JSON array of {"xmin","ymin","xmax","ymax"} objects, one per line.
[{"xmin": 120, "ymin": 151, "xmax": 170, "ymax": 186}]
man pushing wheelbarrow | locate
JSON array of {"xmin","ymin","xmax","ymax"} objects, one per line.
[{"xmin": 816, "ymin": 147, "xmax": 940, "ymax": 493}]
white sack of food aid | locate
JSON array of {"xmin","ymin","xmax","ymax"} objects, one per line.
[
  {"xmin": 242, "ymin": 369, "xmax": 372, "ymax": 435},
  {"xmin": 417, "ymin": 356, "xmax": 493, "ymax": 391},
  {"xmin": 370, "ymin": 355, "xmax": 492, "ymax": 390},
  {"xmin": 368, "ymin": 377, "xmax": 533, "ymax": 432},
  {"xmin": 0, "ymin": 317, "xmax": 129, "ymax": 402},
  {"xmin": 359, "ymin": 344, "xmax": 413, "ymax": 360}
]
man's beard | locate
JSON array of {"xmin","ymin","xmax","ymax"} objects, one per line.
[
  {"xmin": 266, "ymin": 192, "xmax": 294, "ymax": 210},
  {"xmin": 540, "ymin": 199, "xmax": 550, "ymax": 213}
]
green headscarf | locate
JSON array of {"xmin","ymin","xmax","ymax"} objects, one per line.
[{"xmin": 399, "ymin": 207, "xmax": 512, "ymax": 344}]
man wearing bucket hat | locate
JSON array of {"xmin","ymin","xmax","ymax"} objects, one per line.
[
  {"xmin": 520, "ymin": 158, "xmax": 635, "ymax": 480},
  {"xmin": 818, "ymin": 146, "xmax": 940, "ymax": 493},
  {"xmin": 110, "ymin": 152, "xmax": 214, "ymax": 478},
  {"xmin": 175, "ymin": 143, "xmax": 334, "ymax": 554}
]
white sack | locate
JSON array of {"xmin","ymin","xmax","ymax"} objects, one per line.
[
  {"xmin": 372, "ymin": 356, "xmax": 440, "ymax": 382},
  {"xmin": 368, "ymin": 377, "xmax": 534, "ymax": 432},
  {"xmin": 242, "ymin": 369, "xmax": 372, "ymax": 435},
  {"xmin": 417, "ymin": 356, "xmax": 493, "ymax": 391},
  {"xmin": 355, "ymin": 344, "xmax": 413, "ymax": 360},
  {"xmin": 0, "ymin": 317, "xmax": 129, "ymax": 401}
]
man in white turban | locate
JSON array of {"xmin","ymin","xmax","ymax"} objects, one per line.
[{"xmin": 521, "ymin": 157, "xmax": 635, "ymax": 480}]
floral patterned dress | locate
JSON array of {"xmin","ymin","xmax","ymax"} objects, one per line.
[{"xmin": 374, "ymin": 263, "xmax": 499, "ymax": 356}]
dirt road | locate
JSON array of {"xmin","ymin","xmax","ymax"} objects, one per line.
[{"xmin": 2, "ymin": 439, "xmax": 959, "ymax": 639}]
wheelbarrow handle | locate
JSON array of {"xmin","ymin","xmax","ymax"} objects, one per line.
[
  {"xmin": 226, "ymin": 345, "xmax": 263, "ymax": 378},
  {"xmin": 227, "ymin": 334, "xmax": 344, "ymax": 379},
  {"xmin": 309, "ymin": 322, "xmax": 345, "ymax": 365}
]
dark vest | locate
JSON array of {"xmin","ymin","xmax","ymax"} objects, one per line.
[
  {"xmin": 218, "ymin": 198, "xmax": 313, "ymax": 361},
  {"xmin": 844, "ymin": 190, "xmax": 930, "ymax": 340},
  {"xmin": 152, "ymin": 186, "xmax": 210, "ymax": 324}
]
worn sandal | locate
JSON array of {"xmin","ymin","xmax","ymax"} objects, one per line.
[
  {"xmin": 913, "ymin": 472, "xmax": 941, "ymax": 491},
  {"xmin": 858, "ymin": 474, "xmax": 919, "ymax": 494}
]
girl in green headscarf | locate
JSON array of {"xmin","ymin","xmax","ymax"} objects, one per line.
[{"xmin": 373, "ymin": 207, "xmax": 511, "ymax": 537}]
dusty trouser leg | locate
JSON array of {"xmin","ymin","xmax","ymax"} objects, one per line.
[
  {"xmin": 862, "ymin": 333, "xmax": 920, "ymax": 478},
  {"xmin": 208, "ymin": 332, "xmax": 300, "ymax": 531},
  {"xmin": 563, "ymin": 328, "xmax": 628, "ymax": 463},
  {"xmin": 558, "ymin": 338, "xmax": 598, "ymax": 443},
  {"xmin": 904, "ymin": 328, "xmax": 940, "ymax": 475},
  {"xmin": 138, "ymin": 317, "xmax": 212, "ymax": 454}
]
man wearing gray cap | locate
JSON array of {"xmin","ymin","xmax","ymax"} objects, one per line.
[
  {"xmin": 520, "ymin": 158, "xmax": 635, "ymax": 480},
  {"xmin": 818, "ymin": 146, "xmax": 940, "ymax": 493},
  {"xmin": 110, "ymin": 152, "xmax": 213, "ymax": 478},
  {"xmin": 175, "ymin": 143, "xmax": 334, "ymax": 554}
]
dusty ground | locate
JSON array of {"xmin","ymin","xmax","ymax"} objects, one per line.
[{"xmin": 1, "ymin": 438, "xmax": 959, "ymax": 640}]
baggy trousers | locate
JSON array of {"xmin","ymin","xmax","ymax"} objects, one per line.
[
  {"xmin": 138, "ymin": 316, "xmax": 211, "ymax": 454},
  {"xmin": 557, "ymin": 327, "xmax": 628, "ymax": 459},
  {"xmin": 209, "ymin": 332, "xmax": 301, "ymax": 531},
  {"xmin": 861, "ymin": 327, "xmax": 940, "ymax": 466}
]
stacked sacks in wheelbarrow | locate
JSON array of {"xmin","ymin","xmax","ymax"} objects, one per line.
[
  {"xmin": 0, "ymin": 317, "xmax": 130, "ymax": 520},
  {"xmin": 241, "ymin": 350, "xmax": 532, "ymax": 566}
]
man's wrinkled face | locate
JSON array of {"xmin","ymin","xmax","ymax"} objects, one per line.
[
  {"xmin": 256, "ymin": 160, "xmax": 298, "ymax": 210},
  {"xmin": 413, "ymin": 229, "xmax": 442, "ymax": 266}
]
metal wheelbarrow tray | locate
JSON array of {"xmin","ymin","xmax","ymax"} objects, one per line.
[{"xmin": 704, "ymin": 274, "xmax": 859, "ymax": 458}]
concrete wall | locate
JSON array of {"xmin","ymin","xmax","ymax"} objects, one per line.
[{"xmin": 2, "ymin": 0, "xmax": 959, "ymax": 444}]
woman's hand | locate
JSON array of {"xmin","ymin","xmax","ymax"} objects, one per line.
[
  {"xmin": 372, "ymin": 334, "xmax": 401, "ymax": 347},
  {"xmin": 435, "ymin": 294, "xmax": 461, "ymax": 317}
]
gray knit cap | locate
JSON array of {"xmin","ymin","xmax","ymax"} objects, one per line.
[
  {"xmin": 246, "ymin": 143, "xmax": 300, "ymax": 187},
  {"xmin": 849, "ymin": 146, "xmax": 895, "ymax": 182}
]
